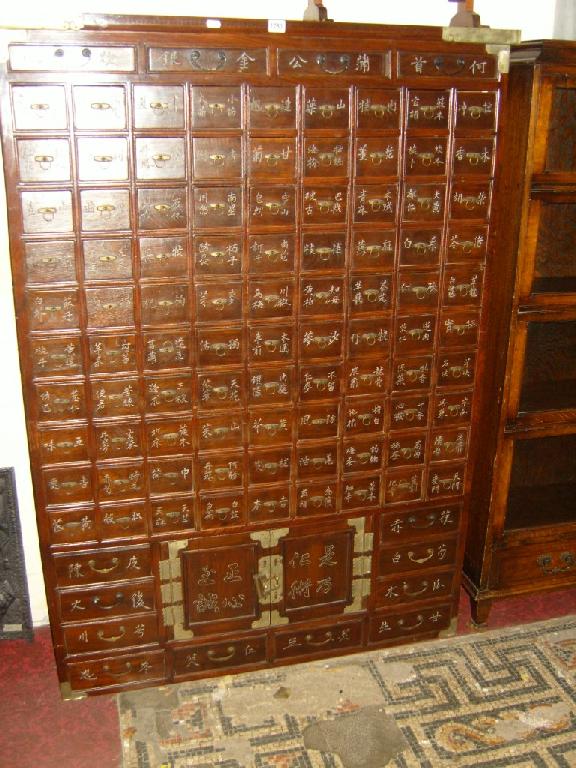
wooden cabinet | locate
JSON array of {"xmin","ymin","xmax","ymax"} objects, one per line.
[
  {"xmin": 465, "ymin": 41, "xmax": 576, "ymax": 624},
  {"xmin": 0, "ymin": 15, "xmax": 506, "ymax": 696}
]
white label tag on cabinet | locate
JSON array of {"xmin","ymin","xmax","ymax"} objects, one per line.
[
  {"xmin": 206, "ymin": 18, "xmax": 222, "ymax": 28},
  {"xmin": 268, "ymin": 19, "xmax": 287, "ymax": 33}
]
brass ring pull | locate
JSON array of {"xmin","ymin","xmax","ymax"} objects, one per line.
[
  {"xmin": 96, "ymin": 626, "xmax": 126, "ymax": 642},
  {"xmin": 315, "ymin": 53, "xmax": 351, "ymax": 75},
  {"xmin": 207, "ymin": 645, "xmax": 236, "ymax": 663},
  {"xmin": 402, "ymin": 580, "xmax": 429, "ymax": 597},
  {"xmin": 34, "ymin": 155, "xmax": 54, "ymax": 169},
  {"xmin": 408, "ymin": 549, "xmax": 434, "ymax": 565},
  {"xmin": 37, "ymin": 206, "xmax": 57, "ymax": 221},
  {"xmin": 209, "ymin": 153, "xmax": 225, "ymax": 166},
  {"xmin": 92, "ymin": 592, "xmax": 125, "ymax": 610},
  {"xmin": 398, "ymin": 615, "xmax": 424, "ymax": 632},
  {"xmin": 88, "ymin": 557, "xmax": 119, "ymax": 574}
]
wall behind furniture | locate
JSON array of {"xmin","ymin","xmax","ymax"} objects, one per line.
[{"xmin": 0, "ymin": 0, "xmax": 557, "ymax": 626}]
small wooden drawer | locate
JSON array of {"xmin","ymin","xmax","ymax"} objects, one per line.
[
  {"xmin": 21, "ymin": 190, "xmax": 73, "ymax": 234},
  {"xmin": 428, "ymin": 463, "xmax": 466, "ymax": 499},
  {"xmin": 97, "ymin": 462, "xmax": 145, "ymax": 502},
  {"xmin": 341, "ymin": 475, "xmax": 381, "ymax": 511},
  {"xmin": 146, "ymin": 417, "xmax": 194, "ymax": 456},
  {"xmin": 9, "ymin": 44, "xmax": 135, "ymax": 72},
  {"xmin": 302, "ymin": 186, "xmax": 348, "ymax": 224},
  {"xmin": 249, "ymin": 185, "xmax": 296, "ymax": 225},
  {"xmin": 343, "ymin": 398, "xmax": 385, "ymax": 436},
  {"xmin": 34, "ymin": 381, "xmax": 86, "ymax": 422},
  {"xmin": 99, "ymin": 502, "xmax": 148, "ymax": 541},
  {"xmin": 193, "ymin": 136, "xmax": 242, "ymax": 180},
  {"xmin": 191, "ymin": 86, "xmax": 242, "ymax": 130},
  {"xmin": 150, "ymin": 496, "xmax": 195, "ymax": 535},
  {"xmin": 432, "ymin": 390, "xmax": 473, "ymax": 427},
  {"xmin": 91, "ymin": 377, "xmax": 140, "ymax": 419},
  {"xmin": 404, "ymin": 137, "xmax": 447, "ymax": 176},
  {"xmin": 66, "ymin": 649, "xmax": 165, "ymax": 692},
  {"xmin": 356, "ymin": 88, "xmax": 400, "ymax": 129},
  {"xmin": 198, "ymin": 490, "xmax": 245, "ymax": 530},
  {"xmin": 397, "ymin": 271, "xmax": 440, "ymax": 310},
  {"xmin": 368, "ymin": 604, "xmax": 452, "ymax": 644},
  {"xmin": 194, "ymin": 235, "xmax": 242, "ymax": 277},
  {"xmin": 94, "ymin": 421, "xmax": 143, "ymax": 460},
  {"xmin": 53, "ymin": 545, "xmax": 152, "ymax": 587},
  {"xmin": 452, "ymin": 138, "xmax": 495, "ymax": 176},
  {"xmin": 249, "ymin": 86, "xmax": 296, "ymax": 129},
  {"xmin": 351, "ymin": 230, "xmax": 395, "ymax": 271},
  {"xmin": 17, "ymin": 138, "xmax": 71, "ymax": 182},
  {"xmin": 394, "ymin": 315, "xmax": 436, "ymax": 355},
  {"xmin": 198, "ymin": 370, "xmax": 243, "ymax": 408},
  {"xmin": 248, "ymin": 324, "xmax": 294, "ymax": 362},
  {"xmin": 297, "ymin": 403, "xmax": 339, "ymax": 440},
  {"xmin": 450, "ymin": 182, "xmax": 492, "ymax": 220},
  {"xmin": 442, "ymin": 265, "xmax": 484, "ymax": 307},
  {"xmin": 385, "ymin": 432, "xmax": 427, "ymax": 468},
  {"xmin": 38, "ymin": 425, "xmax": 89, "ymax": 465},
  {"xmin": 402, "ymin": 183, "xmax": 446, "ymax": 223},
  {"xmin": 80, "ymin": 189, "xmax": 130, "ymax": 232},
  {"xmin": 196, "ymin": 283, "xmax": 242, "ymax": 324},
  {"xmin": 140, "ymin": 283, "xmax": 190, "ymax": 325},
  {"xmin": 355, "ymin": 137, "xmax": 398, "ymax": 177},
  {"xmin": 249, "ymin": 279, "xmax": 294, "ymax": 319},
  {"xmin": 88, "ymin": 334, "xmax": 137, "ymax": 374},
  {"xmin": 172, "ymin": 635, "xmax": 267, "ymax": 679},
  {"xmin": 249, "ymin": 366, "xmax": 293, "ymax": 405},
  {"xmin": 144, "ymin": 374, "xmax": 193, "ymax": 413},
  {"xmin": 249, "ymin": 138, "xmax": 296, "ymax": 178},
  {"xmin": 85, "ymin": 286, "xmax": 134, "ymax": 328},
  {"xmin": 143, "ymin": 332, "xmax": 191, "ymax": 371},
  {"xmin": 135, "ymin": 137, "xmax": 186, "ymax": 180},
  {"xmin": 73, "ymin": 85, "xmax": 127, "ymax": 130},
  {"xmin": 63, "ymin": 614, "xmax": 158, "ymax": 655},
  {"xmin": 349, "ymin": 275, "xmax": 392, "ymax": 314},
  {"xmin": 77, "ymin": 138, "xmax": 129, "ymax": 181},
  {"xmin": 274, "ymin": 619, "xmax": 362, "ymax": 660},
  {"xmin": 58, "ymin": 579, "xmax": 155, "ymax": 623},
  {"xmin": 439, "ymin": 310, "xmax": 480, "ymax": 348},
  {"xmin": 248, "ymin": 233, "xmax": 295, "ymax": 274},
  {"xmin": 83, "ymin": 239, "xmax": 132, "ymax": 281},
  {"xmin": 390, "ymin": 394, "xmax": 429, "ymax": 431},
  {"xmin": 149, "ymin": 457, "xmax": 193, "ymax": 496},
  {"xmin": 197, "ymin": 412, "xmax": 243, "ymax": 451},
  {"xmin": 305, "ymin": 138, "xmax": 349, "ymax": 177},
  {"xmin": 430, "ymin": 428, "xmax": 469, "ymax": 462},
  {"xmin": 48, "ymin": 507, "xmax": 97, "ymax": 546},
  {"xmin": 346, "ymin": 360, "xmax": 389, "ymax": 395},
  {"xmin": 454, "ymin": 90, "xmax": 497, "ymax": 131},
  {"xmin": 342, "ymin": 437, "xmax": 384, "ymax": 474},
  {"xmin": 303, "ymin": 87, "xmax": 350, "ymax": 129},
  {"xmin": 297, "ymin": 441, "xmax": 338, "ymax": 479},
  {"xmin": 197, "ymin": 451, "xmax": 244, "ymax": 491},
  {"xmin": 300, "ymin": 363, "xmax": 342, "ymax": 401},
  {"xmin": 373, "ymin": 569, "xmax": 456, "ymax": 608},
  {"xmin": 139, "ymin": 236, "xmax": 188, "ymax": 279},
  {"xmin": 492, "ymin": 537, "xmax": 576, "ymax": 590},
  {"xmin": 379, "ymin": 502, "xmax": 462, "ymax": 545},
  {"xmin": 193, "ymin": 186, "xmax": 242, "ymax": 228},
  {"xmin": 133, "ymin": 85, "xmax": 185, "ymax": 129},
  {"xmin": 446, "ymin": 225, "xmax": 489, "ymax": 263},
  {"xmin": 399, "ymin": 228, "xmax": 442, "ymax": 267},
  {"xmin": 349, "ymin": 318, "xmax": 391, "ymax": 359},
  {"xmin": 248, "ymin": 447, "xmax": 292, "ymax": 485},
  {"xmin": 30, "ymin": 336, "xmax": 82, "ymax": 377},
  {"xmin": 392, "ymin": 356, "xmax": 432, "ymax": 392},
  {"xmin": 383, "ymin": 468, "xmax": 424, "ymax": 505},
  {"xmin": 378, "ymin": 538, "xmax": 458, "ymax": 576},
  {"xmin": 137, "ymin": 188, "xmax": 187, "ymax": 230},
  {"xmin": 11, "ymin": 84, "xmax": 67, "ymax": 130},
  {"xmin": 248, "ymin": 485, "xmax": 290, "ymax": 524},
  {"xmin": 24, "ymin": 240, "xmax": 76, "ymax": 285},
  {"xmin": 406, "ymin": 90, "xmax": 450, "ymax": 128},
  {"xmin": 249, "ymin": 408, "xmax": 293, "ymax": 447},
  {"xmin": 353, "ymin": 184, "xmax": 397, "ymax": 223},
  {"xmin": 300, "ymin": 321, "xmax": 343, "ymax": 361},
  {"xmin": 296, "ymin": 480, "xmax": 339, "ymax": 518},
  {"xmin": 437, "ymin": 352, "xmax": 476, "ymax": 387}
]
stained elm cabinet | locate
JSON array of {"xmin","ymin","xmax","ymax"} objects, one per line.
[
  {"xmin": 465, "ymin": 41, "xmax": 576, "ymax": 624},
  {"xmin": 0, "ymin": 14, "xmax": 505, "ymax": 696}
]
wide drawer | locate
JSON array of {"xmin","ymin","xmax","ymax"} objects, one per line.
[
  {"xmin": 9, "ymin": 44, "xmax": 136, "ymax": 72},
  {"xmin": 377, "ymin": 537, "xmax": 459, "ymax": 577},
  {"xmin": 63, "ymin": 613, "xmax": 159, "ymax": 655},
  {"xmin": 368, "ymin": 603, "xmax": 452, "ymax": 644},
  {"xmin": 66, "ymin": 649, "xmax": 165, "ymax": 692},
  {"xmin": 52, "ymin": 545, "xmax": 152, "ymax": 587},
  {"xmin": 373, "ymin": 569, "xmax": 457, "ymax": 608},
  {"xmin": 172, "ymin": 634, "xmax": 267, "ymax": 679},
  {"xmin": 273, "ymin": 618, "xmax": 363, "ymax": 661},
  {"xmin": 492, "ymin": 536, "xmax": 576, "ymax": 590},
  {"xmin": 379, "ymin": 502, "xmax": 462, "ymax": 546},
  {"xmin": 58, "ymin": 579, "xmax": 156, "ymax": 622}
]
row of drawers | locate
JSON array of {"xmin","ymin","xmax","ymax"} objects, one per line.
[
  {"xmin": 9, "ymin": 83, "xmax": 498, "ymax": 132},
  {"xmin": 14, "ymin": 135, "xmax": 496, "ymax": 183},
  {"xmin": 22, "ymin": 227, "xmax": 489, "ymax": 284},
  {"xmin": 18, "ymin": 182, "xmax": 492, "ymax": 233}
]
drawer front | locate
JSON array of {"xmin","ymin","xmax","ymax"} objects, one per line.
[
  {"xmin": 379, "ymin": 503, "xmax": 462, "ymax": 545},
  {"xmin": 492, "ymin": 539, "xmax": 576, "ymax": 590},
  {"xmin": 274, "ymin": 619, "xmax": 363, "ymax": 660},
  {"xmin": 67, "ymin": 649, "xmax": 165, "ymax": 691},
  {"xmin": 63, "ymin": 613, "xmax": 158, "ymax": 654},
  {"xmin": 373, "ymin": 569, "xmax": 456, "ymax": 608},
  {"xmin": 9, "ymin": 44, "xmax": 135, "ymax": 72},
  {"xmin": 378, "ymin": 538, "xmax": 458, "ymax": 577},
  {"xmin": 368, "ymin": 604, "xmax": 452, "ymax": 644},
  {"xmin": 172, "ymin": 634, "xmax": 267, "ymax": 678},
  {"xmin": 58, "ymin": 579, "xmax": 156, "ymax": 622},
  {"xmin": 53, "ymin": 546, "xmax": 152, "ymax": 587}
]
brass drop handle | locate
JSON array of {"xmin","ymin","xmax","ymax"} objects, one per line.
[
  {"xmin": 99, "ymin": 253, "xmax": 117, "ymax": 262},
  {"xmin": 96, "ymin": 204, "xmax": 116, "ymax": 214},
  {"xmin": 397, "ymin": 615, "xmax": 424, "ymax": 632},
  {"xmin": 103, "ymin": 662, "xmax": 133, "ymax": 677},
  {"xmin": 305, "ymin": 631, "xmax": 334, "ymax": 647},
  {"xmin": 315, "ymin": 53, "xmax": 350, "ymax": 75},
  {"xmin": 91, "ymin": 102, "xmax": 112, "ymax": 111},
  {"xmin": 96, "ymin": 626, "xmax": 126, "ymax": 642},
  {"xmin": 93, "ymin": 155, "xmax": 113, "ymax": 163},
  {"xmin": 207, "ymin": 645, "xmax": 236, "ymax": 663},
  {"xmin": 408, "ymin": 549, "xmax": 434, "ymax": 565},
  {"xmin": 149, "ymin": 101, "xmax": 168, "ymax": 111},
  {"xmin": 88, "ymin": 557, "xmax": 119, "ymax": 574},
  {"xmin": 154, "ymin": 203, "xmax": 171, "ymax": 212},
  {"xmin": 407, "ymin": 513, "xmax": 437, "ymax": 529},
  {"xmin": 92, "ymin": 591, "xmax": 125, "ymax": 610},
  {"xmin": 37, "ymin": 206, "xmax": 57, "ymax": 221},
  {"xmin": 30, "ymin": 102, "xmax": 50, "ymax": 111},
  {"xmin": 152, "ymin": 153, "xmax": 171, "ymax": 166},
  {"xmin": 402, "ymin": 580, "xmax": 429, "ymax": 597},
  {"xmin": 34, "ymin": 155, "xmax": 54, "ymax": 169}
]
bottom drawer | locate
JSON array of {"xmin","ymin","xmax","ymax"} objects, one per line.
[
  {"xmin": 66, "ymin": 649, "xmax": 166, "ymax": 691},
  {"xmin": 492, "ymin": 537, "xmax": 576, "ymax": 590},
  {"xmin": 172, "ymin": 633, "xmax": 267, "ymax": 679},
  {"xmin": 273, "ymin": 618, "xmax": 363, "ymax": 660},
  {"xmin": 368, "ymin": 603, "xmax": 452, "ymax": 644}
]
